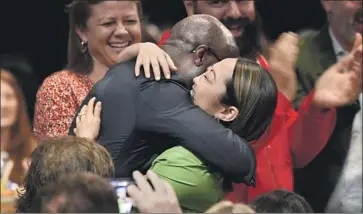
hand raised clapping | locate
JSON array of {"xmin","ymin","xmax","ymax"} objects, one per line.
[{"xmin": 313, "ymin": 33, "xmax": 362, "ymax": 109}]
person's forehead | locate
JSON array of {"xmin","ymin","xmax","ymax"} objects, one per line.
[{"xmin": 213, "ymin": 58, "xmax": 237, "ymax": 75}]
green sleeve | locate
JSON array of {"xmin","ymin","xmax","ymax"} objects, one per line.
[{"xmin": 150, "ymin": 146, "xmax": 224, "ymax": 213}]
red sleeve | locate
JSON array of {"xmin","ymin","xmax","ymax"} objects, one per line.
[
  {"xmin": 158, "ymin": 31, "xmax": 171, "ymax": 46},
  {"xmin": 257, "ymin": 55, "xmax": 269, "ymax": 70},
  {"xmin": 288, "ymin": 91, "xmax": 336, "ymax": 168},
  {"xmin": 256, "ymin": 56, "xmax": 336, "ymax": 168},
  {"xmin": 33, "ymin": 72, "xmax": 79, "ymax": 139}
]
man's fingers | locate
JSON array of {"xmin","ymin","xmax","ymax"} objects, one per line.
[
  {"xmin": 132, "ymin": 171, "xmax": 154, "ymax": 195},
  {"xmin": 163, "ymin": 178, "xmax": 178, "ymax": 200},
  {"xmin": 127, "ymin": 184, "xmax": 143, "ymax": 203},
  {"xmin": 335, "ymin": 54, "xmax": 354, "ymax": 73},
  {"xmin": 147, "ymin": 170, "xmax": 165, "ymax": 194},
  {"xmin": 277, "ymin": 32, "xmax": 298, "ymax": 45},
  {"xmin": 353, "ymin": 33, "xmax": 362, "ymax": 51},
  {"xmin": 353, "ymin": 46, "xmax": 363, "ymax": 60}
]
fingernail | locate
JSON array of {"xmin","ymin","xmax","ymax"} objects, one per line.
[{"xmin": 97, "ymin": 101, "xmax": 102, "ymax": 106}]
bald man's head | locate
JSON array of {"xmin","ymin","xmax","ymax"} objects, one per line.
[
  {"xmin": 162, "ymin": 15, "xmax": 239, "ymax": 87},
  {"xmin": 167, "ymin": 14, "xmax": 239, "ymax": 60}
]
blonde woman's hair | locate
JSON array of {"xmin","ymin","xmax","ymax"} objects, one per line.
[{"xmin": 205, "ymin": 201, "xmax": 255, "ymax": 213}]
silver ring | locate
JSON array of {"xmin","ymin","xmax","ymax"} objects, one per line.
[{"xmin": 78, "ymin": 114, "xmax": 86, "ymax": 119}]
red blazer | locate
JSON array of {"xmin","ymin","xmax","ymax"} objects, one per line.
[
  {"xmin": 158, "ymin": 32, "xmax": 336, "ymax": 202},
  {"xmin": 226, "ymin": 55, "xmax": 336, "ymax": 202}
]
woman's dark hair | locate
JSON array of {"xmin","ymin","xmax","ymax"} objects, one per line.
[
  {"xmin": 65, "ymin": 0, "xmax": 143, "ymax": 74},
  {"xmin": 249, "ymin": 189, "xmax": 314, "ymax": 213},
  {"xmin": 221, "ymin": 57, "xmax": 277, "ymax": 142}
]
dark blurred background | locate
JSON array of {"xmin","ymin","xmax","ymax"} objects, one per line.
[{"xmin": 0, "ymin": 0, "xmax": 325, "ymax": 83}]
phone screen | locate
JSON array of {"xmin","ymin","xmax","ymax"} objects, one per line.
[{"xmin": 109, "ymin": 179, "xmax": 134, "ymax": 213}]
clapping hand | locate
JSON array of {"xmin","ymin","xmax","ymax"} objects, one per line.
[
  {"xmin": 268, "ymin": 32, "xmax": 300, "ymax": 101},
  {"xmin": 313, "ymin": 33, "xmax": 362, "ymax": 109}
]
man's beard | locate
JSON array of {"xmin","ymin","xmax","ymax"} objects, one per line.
[
  {"xmin": 193, "ymin": 3, "xmax": 256, "ymax": 57},
  {"xmin": 220, "ymin": 17, "xmax": 252, "ymax": 31}
]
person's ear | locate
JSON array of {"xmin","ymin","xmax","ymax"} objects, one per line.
[
  {"xmin": 193, "ymin": 45, "xmax": 210, "ymax": 66},
  {"xmin": 215, "ymin": 106, "xmax": 239, "ymax": 122},
  {"xmin": 184, "ymin": 0, "xmax": 195, "ymax": 16},
  {"xmin": 76, "ymin": 27, "xmax": 88, "ymax": 43}
]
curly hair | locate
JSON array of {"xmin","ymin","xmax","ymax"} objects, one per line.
[{"xmin": 16, "ymin": 136, "xmax": 114, "ymax": 212}]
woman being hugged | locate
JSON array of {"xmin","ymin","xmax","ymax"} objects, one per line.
[{"xmin": 34, "ymin": 0, "xmax": 175, "ymax": 138}]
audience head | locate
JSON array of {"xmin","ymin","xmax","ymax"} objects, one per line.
[
  {"xmin": 183, "ymin": 0, "xmax": 264, "ymax": 58},
  {"xmin": 249, "ymin": 189, "xmax": 314, "ymax": 213},
  {"xmin": 162, "ymin": 14, "xmax": 239, "ymax": 86},
  {"xmin": 28, "ymin": 172, "xmax": 119, "ymax": 213},
  {"xmin": 191, "ymin": 57, "xmax": 277, "ymax": 142},
  {"xmin": 206, "ymin": 201, "xmax": 255, "ymax": 213},
  {"xmin": 321, "ymin": 0, "xmax": 362, "ymax": 50},
  {"xmin": 0, "ymin": 69, "xmax": 36, "ymax": 185},
  {"xmin": 16, "ymin": 136, "xmax": 115, "ymax": 212},
  {"xmin": 66, "ymin": 0, "xmax": 143, "ymax": 74},
  {"xmin": 0, "ymin": 54, "xmax": 38, "ymax": 122}
]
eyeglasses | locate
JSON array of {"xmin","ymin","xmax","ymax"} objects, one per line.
[{"xmin": 191, "ymin": 46, "xmax": 222, "ymax": 61}]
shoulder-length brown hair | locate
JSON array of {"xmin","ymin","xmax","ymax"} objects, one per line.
[
  {"xmin": 1, "ymin": 69, "xmax": 37, "ymax": 185},
  {"xmin": 221, "ymin": 58, "xmax": 278, "ymax": 142},
  {"xmin": 65, "ymin": 0, "xmax": 143, "ymax": 74}
]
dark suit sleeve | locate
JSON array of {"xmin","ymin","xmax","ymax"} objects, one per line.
[
  {"xmin": 137, "ymin": 81, "xmax": 256, "ymax": 184},
  {"xmin": 93, "ymin": 72, "xmax": 138, "ymax": 167},
  {"xmin": 68, "ymin": 68, "xmax": 138, "ymax": 168}
]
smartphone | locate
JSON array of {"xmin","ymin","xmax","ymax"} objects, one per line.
[{"xmin": 109, "ymin": 179, "xmax": 134, "ymax": 213}]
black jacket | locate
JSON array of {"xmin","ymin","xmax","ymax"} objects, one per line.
[{"xmin": 69, "ymin": 60, "xmax": 256, "ymax": 186}]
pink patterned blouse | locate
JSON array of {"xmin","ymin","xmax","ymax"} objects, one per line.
[{"xmin": 33, "ymin": 70, "xmax": 94, "ymax": 139}]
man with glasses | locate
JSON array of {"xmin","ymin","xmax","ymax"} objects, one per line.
[
  {"xmin": 294, "ymin": 1, "xmax": 362, "ymax": 212},
  {"xmin": 68, "ymin": 14, "xmax": 256, "ymax": 188}
]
